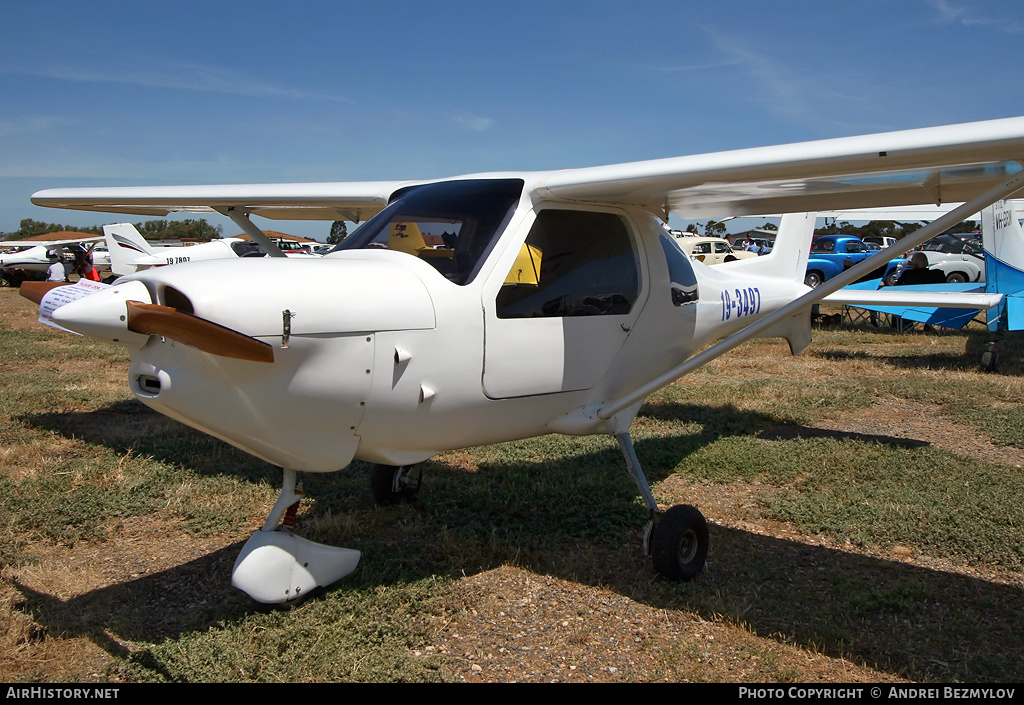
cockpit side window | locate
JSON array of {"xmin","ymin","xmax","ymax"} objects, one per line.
[
  {"xmin": 333, "ymin": 179, "xmax": 523, "ymax": 285},
  {"xmin": 496, "ymin": 209, "xmax": 640, "ymax": 318},
  {"xmin": 659, "ymin": 235, "xmax": 698, "ymax": 306}
]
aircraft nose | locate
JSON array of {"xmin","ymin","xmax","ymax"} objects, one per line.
[
  {"xmin": 50, "ymin": 280, "xmax": 154, "ymax": 347},
  {"xmin": 46, "ymin": 278, "xmax": 275, "ymax": 362}
]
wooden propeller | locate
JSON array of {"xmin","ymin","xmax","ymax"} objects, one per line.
[
  {"xmin": 19, "ymin": 281, "xmax": 72, "ymax": 304},
  {"xmin": 126, "ymin": 301, "xmax": 275, "ymax": 363}
]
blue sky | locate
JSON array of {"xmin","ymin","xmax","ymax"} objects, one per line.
[{"xmin": 3, "ymin": 0, "xmax": 1024, "ymax": 240}]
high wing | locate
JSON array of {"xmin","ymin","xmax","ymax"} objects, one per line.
[
  {"xmin": 816, "ymin": 199, "xmax": 1024, "ymax": 223},
  {"xmin": 2, "ymin": 235, "xmax": 104, "ymax": 249},
  {"xmin": 30, "ymin": 117, "xmax": 1024, "ymax": 222},
  {"xmin": 31, "ymin": 181, "xmax": 409, "ymax": 223},
  {"xmin": 539, "ymin": 117, "xmax": 1024, "ymax": 218}
]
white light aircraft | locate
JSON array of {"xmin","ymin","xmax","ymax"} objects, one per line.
[
  {"xmin": 21, "ymin": 117, "xmax": 1024, "ymax": 604},
  {"xmin": 103, "ymin": 222, "xmax": 316, "ymax": 277},
  {"xmin": 0, "ymin": 236, "xmax": 104, "ymax": 280}
]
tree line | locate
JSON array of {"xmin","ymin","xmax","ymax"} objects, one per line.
[
  {"xmin": 686, "ymin": 218, "xmax": 978, "ymax": 238},
  {"xmin": 813, "ymin": 219, "xmax": 978, "ymax": 238},
  {"xmin": 2, "ymin": 218, "xmax": 223, "ymax": 242}
]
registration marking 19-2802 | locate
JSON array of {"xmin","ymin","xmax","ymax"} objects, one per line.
[{"xmin": 721, "ymin": 287, "xmax": 760, "ymax": 321}]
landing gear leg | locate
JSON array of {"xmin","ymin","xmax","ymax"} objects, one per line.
[
  {"xmin": 616, "ymin": 432, "xmax": 709, "ymax": 581},
  {"xmin": 231, "ymin": 467, "xmax": 361, "ymax": 604}
]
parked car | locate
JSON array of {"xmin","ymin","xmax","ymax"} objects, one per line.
[
  {"xmin": 882, "ymin": 233, "xmax": 985, "ymax": 285},
  {"xmin": 862, "ymin": 235, "xmax": 898, "ymax": 249},
  {"xmin": 804, "ymin": 235, "xmax": 897, "ymax": 287},
  {"xmin": 674, "ymin": 236, "xmax": 759, "ymax": 265}
]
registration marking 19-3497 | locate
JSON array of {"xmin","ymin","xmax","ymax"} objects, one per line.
[{"xmin": 721, "ymin": 287, "xmax": 761, "ymax": 321}]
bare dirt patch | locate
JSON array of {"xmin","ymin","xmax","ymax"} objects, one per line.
[{"xmin": 427, "ymin": 565, "xmax": 902, "ymax": 683}]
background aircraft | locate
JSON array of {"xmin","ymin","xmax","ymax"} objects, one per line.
[
  {"xmin": 103, "ymin": 223, "xmax": 317, "ymax": 277},
  {"xmin": 830, "ymin": 199, "xmax": 1024, "ymax": 335},
  {"xmin": 21, "ymin": 116, "xmax": 1024, "ymax": 603},
  {"xmin": 0, "ymin": 235, "xmax": 104, "ymax": 285}
]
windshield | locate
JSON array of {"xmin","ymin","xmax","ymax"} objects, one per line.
[
  {"xmin": 334, "ymin": 178, "xmax": 524, "ymax": 284},
  {"xmin": 922, "ymin": 234, "xmax": 983, "ymax": 256}
]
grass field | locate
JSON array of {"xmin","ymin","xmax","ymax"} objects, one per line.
[{"xmin": 1, "ymin": 286, "xmax": 1022, "ymax": 683}]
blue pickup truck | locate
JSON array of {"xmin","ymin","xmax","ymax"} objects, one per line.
[{"xmin": 805, "ymin": 235, "xmax": 893, "ymax": 287}]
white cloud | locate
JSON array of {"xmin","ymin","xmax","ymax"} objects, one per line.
[
  {"xmin": 4, "ymin": 53, "xmax": 352, "ymax": 104},
  {"xmin": 923, "ymin": 0, "xmax": 1024, "ymax": 34},
  {"xmin": 0, "ymin": 115, "xmax": 65, "ymax": 137},
  {"xmin": 699, "ymin": 28, "xmax": 813, "ymax": 122},
  {"xmin": 450, "ymin": 112, "xmax": 495, "ymax": 132}
]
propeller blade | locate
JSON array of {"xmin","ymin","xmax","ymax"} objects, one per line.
[
  {"xmin": 20, "ymin": 281, "xmax": 72, "ymax": 304},
  {"xmin": 126, "ymin": 301, "xmax": 275, "ymax": 363}
]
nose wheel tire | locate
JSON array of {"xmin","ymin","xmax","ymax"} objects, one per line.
[
  {"xmin": 370, "ymin": 464, "xmax": 421, "ymax": 505},
  {"xmin": 650, "ymin": 504, "xmax": 709, "ymax": 581}
]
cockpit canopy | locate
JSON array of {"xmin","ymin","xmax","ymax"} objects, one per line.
[{"xmin": 332, "ymin": 179, "xmax": 524, "ymax": 285}]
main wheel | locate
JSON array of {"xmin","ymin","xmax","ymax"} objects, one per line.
[
  {"xmin": 981, "ymin": 342, "xmax": 999, "ymax": 373},
  {"xmin": 370, "ymin": 464, "xmax": 420, "ymax": 506},
  {"xmin": 650, "ymin": 504, "xmax": 709, "ymax": 581},
  {"xmin": 804, "ymin": 271, "xmax": 823, "ymax": 288},
  {"xmin": 946, "ymin": 271, "xmax": 968, "ymax": 283}
]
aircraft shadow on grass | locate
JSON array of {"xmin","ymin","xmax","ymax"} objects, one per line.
[
  {"xmin": 12, "ymin": 400, "xmax": 1022, "ymax": 681},
  {"xmin": 813, "ymin": 329, "xmax": 1024, "ymax": 376},
  {"xmin": 20, "ymin": 399, "xmax": 277, "ymax": 483}
]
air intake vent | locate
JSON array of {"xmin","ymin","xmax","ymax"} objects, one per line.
[{"xmin": 161, "ymin": 286, "xmax": 194, "ymax": 314}]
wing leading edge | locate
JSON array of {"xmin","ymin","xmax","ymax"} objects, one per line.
[
  {"xmin": 29, "ymin": 117, "xmax": 1024, "ymax": 222},
  {"xmin": 539, "ymin": 117, "xmax": 1024, "ymax": 218},
  {"xmin": 31, "ymin": 181, "xmax": 409, "ymax": 222}
]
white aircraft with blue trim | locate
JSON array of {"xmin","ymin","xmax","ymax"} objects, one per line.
[
  {"xmin": 20, "ymin": 116, "xmax": 1024, "ymax": 604},
  {"xmin": 825, "ymin": 199, "xmax": 1024, "ymax": 333},
  {"xmin": 981, "ymin": 199, "xmax": 1024, "ymax": 331}
]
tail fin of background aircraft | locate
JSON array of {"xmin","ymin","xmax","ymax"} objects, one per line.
[
  {"xmin": 103, "ymin": 223, "xmax": 157, "ymax": 276},
  {"xmin": 982, "ymin": 199, "xmax": 1024, "ymax": 331}
]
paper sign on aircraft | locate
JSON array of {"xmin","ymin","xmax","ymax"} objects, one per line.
[{"xmin": 39, "ymin": 280, "xmax": 109, "ymax": 333}]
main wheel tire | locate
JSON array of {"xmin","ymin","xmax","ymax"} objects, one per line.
[
  {"xmin": 946, "ymin": 271, "xmax": 968, "ymax": 283},
  {"xmin": 370, "ymin": 464, "xmax": 418, "ymax": 506},
  {"xmin": 981, "ymin": 344, "xmax": 999, "ymax": 373},
  {"xmin": 650, "ymin": 504, "xmax": 709, "ymax": 581}
]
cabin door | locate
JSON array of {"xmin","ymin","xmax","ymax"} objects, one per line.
[{"xmin": 482, "ymin": 207, "xmax": 645, "ymax": 399}]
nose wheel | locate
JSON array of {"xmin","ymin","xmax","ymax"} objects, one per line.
[{"xmin": 370, "ymin": 464, "xmax": 421, "ymax": 505}]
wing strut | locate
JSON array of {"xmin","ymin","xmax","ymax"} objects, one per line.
[
  {"xmin": 217, "ymin": 207, "xmax": 287, "ymax": 258},
  {"xmin": 590, "ymin": 168, "xmax": 1024, "ymax": 424}
]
